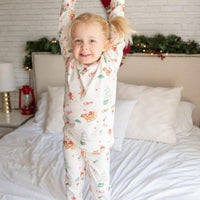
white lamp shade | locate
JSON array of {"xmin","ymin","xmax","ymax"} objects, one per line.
[{"xmin": 0, "ymin": 63, "xmax": 16, "ymax": 92}]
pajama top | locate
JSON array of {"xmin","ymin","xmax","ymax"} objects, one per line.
[{"xmin": 59, "ymin": 0, "xmax": 125, "ymax": 153}]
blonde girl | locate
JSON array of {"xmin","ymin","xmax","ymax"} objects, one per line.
[{"xmin": 58, "ymin": 0, "xmax": 133, "ymax": 199}]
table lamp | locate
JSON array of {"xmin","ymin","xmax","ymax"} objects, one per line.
[{"xmin": 0, "ymin": 63, "xmax": 16, "ymax": 113}]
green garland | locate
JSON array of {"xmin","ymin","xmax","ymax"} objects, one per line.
[
  {"xmin": 24, "ymin": 37, "xmax": 60, "ymax": 71},
  {"xmin": 130, "ymin": 34, "xmax": 200, "ymax": 54},
  {"xmin": 24, "ymin": 34, "xmax": 200, "ymax": 71}
]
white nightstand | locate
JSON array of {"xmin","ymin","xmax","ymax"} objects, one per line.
[{"xmin": 0, "ymin": 109, "xmax": 34, "ymax": 138}]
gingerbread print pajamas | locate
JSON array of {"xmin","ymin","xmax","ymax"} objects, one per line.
[{"xmin": 58, "ymin": 0, "xmax": 125, "ymax": 199}]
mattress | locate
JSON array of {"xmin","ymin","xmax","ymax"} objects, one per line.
[{"xmin": 0, "ymin": 119, "xmax": 200, "ymax": 200}]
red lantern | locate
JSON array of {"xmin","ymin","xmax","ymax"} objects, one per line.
[{"xmin": 19, "ymin": 85, "xmax": 36, "ymax": 115}]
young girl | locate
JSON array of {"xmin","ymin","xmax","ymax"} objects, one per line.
[{"xmin": 58, "ymin": 0, "xmax": 133, "ymax": 199}]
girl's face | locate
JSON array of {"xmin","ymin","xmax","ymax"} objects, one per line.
[{"xmin": 72, "ymin": 22, "xmax": 109, "ymax": 66}]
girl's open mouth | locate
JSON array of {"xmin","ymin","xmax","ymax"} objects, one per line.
[{"xmin": 80, "ymin": 53, "xmax": 91, "ymax": 57}]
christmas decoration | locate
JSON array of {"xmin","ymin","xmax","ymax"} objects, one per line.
[
  {"xmin": 24, "ymin": 37, "xmax": 60, "ymax": 71},
  {"xmin": 100, "ymin": 0, "xmax": 111, "ymax": 9},
  {"xmin": 23, "ymin": 34, "xmax": 200, "ymax": 70},
  {"xmin": 130, "ymin": 34, "xmax": 200, "ymax": 55},
  {"xmin": 100, "ymin": 0, "xmax": 112, "ymax": 15}
]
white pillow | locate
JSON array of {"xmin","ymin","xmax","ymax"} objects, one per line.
[
  {"xmin": 44, "ymin": 87, "xmax": 64, "ymax": 133},
  {"xmin": 113, "ymin": 99, "xmax": 137, "ymax": 151},
  {"xmin": 34, "ymin": 92, "xmax": 48, "ymax": 126},
  {"xmin": 174, "ymin": 101, "xmax": 194, "ymax": 134},
  {"xmin": 117, "ymin": 82, "xmax": 183, "ymax": 145}
]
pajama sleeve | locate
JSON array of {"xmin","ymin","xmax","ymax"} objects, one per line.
[
  {"xmin": 108, "ymin": 0, "xmax": 125, "ymax": 50},
  {"xmin": 108, "ymin": 0, "xmax": 125, "ymax": 20},
  {"xmin": 58, "ymin": 0, "xmax": 76, "ymax": 61},
  {"xmin": 106, "ymin": 0, "xmax": 126, "ymax": 70}
]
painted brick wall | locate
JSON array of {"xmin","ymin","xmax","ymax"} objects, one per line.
[{"xmin": 0, "ymin": 0, "xmax": 200, "ymax": 108}]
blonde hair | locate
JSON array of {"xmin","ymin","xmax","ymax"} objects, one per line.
[
  {"xmin": 109, "ymin": 16, "xmax": 133, "ymax": 46},
  {"xmin": 69, "ymin": 12, "xmax": 133, "ymax": 47}
]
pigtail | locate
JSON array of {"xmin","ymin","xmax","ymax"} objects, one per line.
[{"xmin": 109, "ymin": 16, "xmax": 133, "ymax": 46}]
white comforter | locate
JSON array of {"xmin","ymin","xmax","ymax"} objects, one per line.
[{"xmin": 0, "ymin": 119, "xmax": 200, "ymax": 200}]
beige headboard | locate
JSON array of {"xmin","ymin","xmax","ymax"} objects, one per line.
[{"xmin": 32, "ymin": 52, "xmax": 200, "ymax": 126}]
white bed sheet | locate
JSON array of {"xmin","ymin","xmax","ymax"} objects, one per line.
[{"xmin": 0, "ymin": 119, "xmax": 200, "ymax": 200}]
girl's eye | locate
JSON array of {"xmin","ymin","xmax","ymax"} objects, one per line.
[
  {"xmin": 74, "ymin": 39, "xmax": 82, "ymax": 44},
  {"xmin": 90, "ymin": 40, "xmax": 96, "ymax": 43}
]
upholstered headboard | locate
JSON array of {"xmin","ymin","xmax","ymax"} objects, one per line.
[{"xmin": 32, "ymin": 52, "xmax": 200, "ymax": 126}]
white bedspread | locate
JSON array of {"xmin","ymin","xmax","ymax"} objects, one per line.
[{"xmin": 0, "ymin": 119, "xmax": 200, "ymax": 200}]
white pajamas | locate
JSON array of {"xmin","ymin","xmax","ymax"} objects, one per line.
[
  {"xmin": 58, "ymin": 0, "xmax": 125, "ymax": 199},
  {"xmin": 64, "ymin": 140, "xmax": 111, "ymax": 199}
]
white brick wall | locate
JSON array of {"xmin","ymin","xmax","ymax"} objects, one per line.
[{"xmin": 0, "ymin": 0, "xmax": 200, "ymax": 108}]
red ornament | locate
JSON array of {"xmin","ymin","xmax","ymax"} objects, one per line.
[
  {"xmin": 123, "ymin": 44, "xmax": 131, "ymax": 55},
  {"xmin": 158, "ymin": 54, "xmax": 165, "ymax": 61},
  {"xmin": 100, "ymin": 0, "xmax": 111, "ymax": 8}
]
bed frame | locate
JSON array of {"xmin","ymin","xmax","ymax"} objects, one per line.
[{"xmin": 32, "ymin": 52, "xmax": 200, "ymax": 126}]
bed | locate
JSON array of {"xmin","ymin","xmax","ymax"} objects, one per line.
[{"xmin": 0, "ymin": 53, "xmax": 200, "ymax": 200}]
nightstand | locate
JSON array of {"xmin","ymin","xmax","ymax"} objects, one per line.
[{"xmin": 0, "ymin": 109, "xmax": 34, "ymax": 138}]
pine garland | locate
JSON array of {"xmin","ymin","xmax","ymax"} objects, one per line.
[
  {"xmin": 24, "ymin": 34, "xmax": 200, "ymax": 71},
  {"xmin": 130, "ymin": 34, "xmax": 200, "ymax": 54},
  {"xmin": 24, "ymin": 37, "xmax": 60, "ymax": 71}
]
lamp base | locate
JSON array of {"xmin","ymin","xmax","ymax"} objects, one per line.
[{"xmin": 1, "ymin": 92, "xmax": 11, "ymax": 113}]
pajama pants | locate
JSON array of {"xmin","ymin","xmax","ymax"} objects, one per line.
[{"xmin": 63, "ymin": 140, "xmax": 111, "ymax": 200}]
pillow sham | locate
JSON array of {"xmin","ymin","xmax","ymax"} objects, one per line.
[
  {"xmin": 117, "ymin": 81, "xmax": 183, "ymax": 145},
  {"xmin": 44, "ymin": 87, "xmax": 64, "ymax": 133},
  {"xmin": 34, "ymin": 92, "xmax": 48, "ymax": 127},
  {"xmin": 174, "ymin": 101, "xmax": 194, "ymax": 134},
  {"xmin": 113, "ymin": 99, "xmax": 137, "ymax": 151}
]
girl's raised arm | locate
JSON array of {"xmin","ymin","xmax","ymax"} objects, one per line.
[
  {"xmin": 108, "ymin": 0, "xmax": 125, "ymax": 20},
  {"xmin": 58, "ymin": 0, "xmax": 76, "ymax": 60}
]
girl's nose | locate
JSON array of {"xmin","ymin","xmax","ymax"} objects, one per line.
[{"xmin": 81, "ymin": 42, "xmax": 89, "ymax": 50}]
